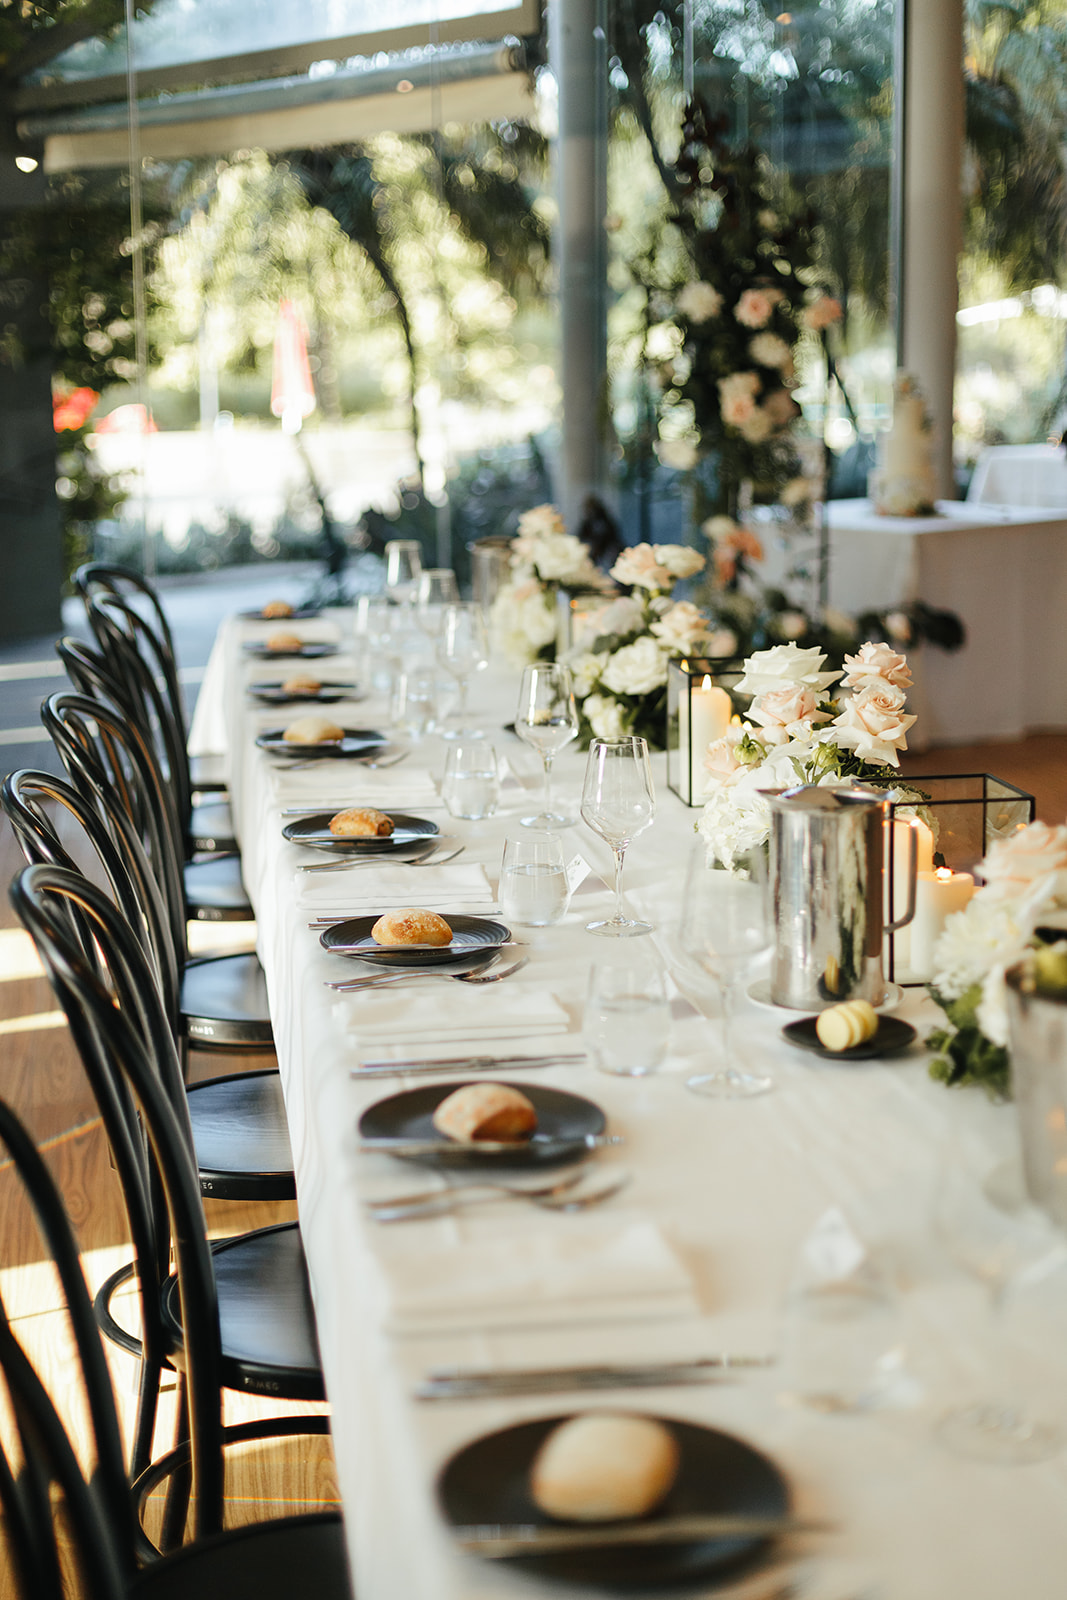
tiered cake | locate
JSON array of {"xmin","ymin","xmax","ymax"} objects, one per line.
[{"xmin": 869, "ymin": 372, "xmax": 938, "ymax": 516}]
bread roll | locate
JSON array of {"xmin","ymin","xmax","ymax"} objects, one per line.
[
  {"xmin": 281, "ymin": 674, "xmax": 322, "ymax": 696},
  {"xmin": 371, "ymin": 908, "xmax": 452, "ymax": 947},
  {"xmin": 282, "ymin": 714, "xmax": 344, "ymax": 744},
  {"xmin": 266, "ymin": 630, "xmax": 304, "ymax": 653},
  {"xmin": 530, "ymin": 1414, "xmax": 679, "ymax": 1522},
  {"xmin": 262, "ymin": 599, "xmax": 294, "ymax": 619},
  {"xmin": 432, "ymin": 1082, "xmax": 537, "ymax": 1144},
  {"xmin": 329, "ymin": 807, "xmax": 394, "ymax": 838},
  {"xmin": 815, "ymin": 999, "xmax": 878, "ymax": 1051}
]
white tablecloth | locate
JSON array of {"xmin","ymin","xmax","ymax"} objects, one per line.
[
  {"xmin": 200, "ymin": 615, "xmax": 1067, "ymax": 1600},
  {"xmin": 826, "ymin": 498, "xmax": 1067, "ymax": 744},
  {"xmin": 967, "ymin": 444, "xmax": 1067, "ymax": 508}
]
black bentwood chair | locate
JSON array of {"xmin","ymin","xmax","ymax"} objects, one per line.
[
  {"xmin": 1, "ymin": 768, "xmax": 293, "ymax": 1196},
  {"xmin": 10, "ymin": 864, "xmax": 327, "ymax": 1550},
  {"xmin": 73, "ymin": 560, "xmax": 229, "ymax": 798},
  {"xmin": 0, "ymin": 1097, "xmax": 350, "ymax": 1599}
]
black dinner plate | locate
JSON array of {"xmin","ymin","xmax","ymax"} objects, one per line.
[
  {"xmin": 239, "ymin": 605, "xmax": 322, "ymax": 621},
  {"xmin": 256, "ymin": 727, "xmax": 387, "ymax": 760},
  {"xmin": 360, "ymin": 1083, "xmax": 605, "ymax": 1170},
  {"xmin": 282, "ymin": 811, "xmax": 439, "ymax": 853},
  {"xmin": 320, "ymin": 913, "xmax": 509, "ymax": 966},
  {"xmin": 781, "ymin": 1015, "xmax": 918, "ymax": 1061},
  {"xmin": 242, "ymin": 641, "xmax": 338, "ymax": 660},
  {"xmin": 249, "ymin": 681, "xmax": 362, "ymax": 705},
  {"xmin": 437, "ymin": 1413, "xmax": 788, "ymax": 1589}
]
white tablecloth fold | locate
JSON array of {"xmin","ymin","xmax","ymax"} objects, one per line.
[
  {"xmin": 382, "ymin": 1219, "xmax": 696, "ymax": 1336},
  {"xmin": 337, "ymin": 985, "xmax": 570, "ymax": 1045},
  {"xmin": 269, "ymin": 767, "xmax": 440, "ymax": 806},
  {"xmin": 297, "ymin": 863, "xmax": 494, "ymax": 910}
]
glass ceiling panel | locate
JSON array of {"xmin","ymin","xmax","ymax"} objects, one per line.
[{"xmin": 30, "ymin": 0, "xmax": 538, "ymax": 88}]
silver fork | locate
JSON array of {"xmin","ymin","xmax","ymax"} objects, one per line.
[
  {"xmin": 281, "ymin": 749, "xmax": 411, "ymax": 772},
  {"xmin": 367, "ymin": 1171, "xmax": 630, "ymax": 1222},
  {"xmin": 327, "ymin": 954, "xmax": 528, "ymax": 992},
  {"xmin": 297, "ymin": 845, "xmax": 464, "ymax": 874}
]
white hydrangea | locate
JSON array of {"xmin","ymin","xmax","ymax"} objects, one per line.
[
  {"xmin": 584, "ymin": 693, "xmax": 629, "ymax": 740},
  {"xmin": 930, "ymin": 897, "xmax": 1029, "ymax": 1002},
  {"xmin": 600, "ymin": 636, "xmax": 669, "ymax": 696}
]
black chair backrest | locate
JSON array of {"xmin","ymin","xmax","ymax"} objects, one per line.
[
  {"xmin": 0, "ymin": 767, "xmax": 179, "ymax": 1035},
  {"xmin": 41, "ymin": 689, "xmax": 188, "ymax": 963},
  {"xmin": 73, "ymin": 561, "xmax": 187, "ymax": 759},
  {"xmin": 9, "ymin": 863, "xmax": 228, "ymax": 1540},
  {"xmin": 0, "ymin": 1097, "xmax": 133, "ymax": 1600}
]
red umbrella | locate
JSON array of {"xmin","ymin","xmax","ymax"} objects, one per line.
[{"xmin": 271, "ymin": 299, "xmax": 316, "ymax": 434}]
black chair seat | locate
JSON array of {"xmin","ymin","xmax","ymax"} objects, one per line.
[
  {"xmin": 185, "ymin": 855, "xmax": 254, "ymax": 920},
  {"xmin": 189, "ymin": 751, "xmax": 229, "ymax": 795},
  {"xmin": 181, "ymin": 952, "xmax": 273, "ymax": 1046},
  {"xmin": 190, "ymin": 796, "xmax": 237, "ymax": 854},
  {"xmin": 161, "ymin": 1223, "xmax": 324, "ymax": 1401},
  {"xmin": 129, "ymin": 1513, "xmax": 351, "ymax": 1600},
  {"xmin": 187, "ymin": 1071, "xmax": 294, "ymax": 1200}
]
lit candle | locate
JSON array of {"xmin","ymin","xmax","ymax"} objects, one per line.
[
  {"xmin": 688, "ymin": 673, "xmax": 732, "ymax": 803},
  {"xmin": 910, "ymin": 867, "xmax": 976, "ymax": 981}
]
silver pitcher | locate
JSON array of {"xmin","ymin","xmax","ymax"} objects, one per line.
[
  {"xmin": 766, "ymin": 786, "xmax": 917, "ymax": 1010},
  {"xmin": 1005, "ymin": 962, "xmax": 1067, "ymax": 1233}
]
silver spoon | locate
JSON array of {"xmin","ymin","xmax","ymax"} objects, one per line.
[{"xmin": 367, "ymin": 1170, "xmax": 630, "ymax": 1222}]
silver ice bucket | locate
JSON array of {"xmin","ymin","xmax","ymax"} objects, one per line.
[
  {"xmin": 1005, "ymin": 962, "xmax": 1067, "ymax": 1232},
  {"xmin": 767, "ymin": 786, "xmax": 917, "ymax": 1011}
]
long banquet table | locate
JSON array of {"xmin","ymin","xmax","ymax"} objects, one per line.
[{"xmin": 195, "ymin": 611, "xmax": 1067, "ymax": 1600}]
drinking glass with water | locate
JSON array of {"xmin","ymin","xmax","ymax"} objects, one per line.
[
  {"xmin": 585, "ymin": 957, "xmax": 670, "ymax": 1076},
  {"xmin": 442, "ymin": 742, "xmax": 499, "ymax": 820},
  {"xmin": 499, "ymin": 835, "xmax": 571, "ymax": 926}
]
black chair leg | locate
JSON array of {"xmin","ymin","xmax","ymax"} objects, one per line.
[{"xmin": 160, "ymin": 1379, "xmax": 193, "ymax": 1553}]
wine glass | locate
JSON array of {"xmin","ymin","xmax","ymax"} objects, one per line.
[
  {"xmin": 675, "ymin": 837, "xmax": 774, "ymax": 1098},
  {"xmin": 416, "ymin": 568, "xmax": 460, "ymax": 639},
  {"xmin": 435, "ymin": 601, "xmax": 489, "ymax": 738},
  {"xmin": 579, "ymin": 737, "xmax": 656, "ymax": 937},
  {"xmin": 932, "ymin": 1120, "xmax": 1064, "ymax": 1464},
  {"xmin": 384, "ymin": 540, "xmax": 422, "ymax": 610},
  {"xmin": 514, "ymin": 663, "xmax": 580, "ymax": 829}
]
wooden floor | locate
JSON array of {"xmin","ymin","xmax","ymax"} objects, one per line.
[
  {"xmin": 0, "ymin": 731, "xmax": 1062, "ymax": 1592},
  {"xmin": 0, "ymin": 815, "xmax": 339, "ymax": 1597}
]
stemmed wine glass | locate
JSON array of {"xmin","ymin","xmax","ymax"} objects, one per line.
[
  {"xmin": 384, "ymin": 540, "xmax": 422, "ymax": 610},
  {"xmin": 579, "ymin": 737, "xmax": 656, "ymax": 936},
  {"xmin": 416, "ymin": 568, "xmax": 460, "ymax": 639},
  {"xmin": 436, "ymin": 601, "xmax": 489, "ymax": 738},
  {"xmin": 514, "ymin": 663, "xmax": 579, "ymax": 829},
  {"xmin": 675, "ymin": 837, "xmax": 774, "ymax": 1098}
]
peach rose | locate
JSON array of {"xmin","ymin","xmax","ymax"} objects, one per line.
[
  {"xmin": 841, "ymin": 641, "xmax": 913, "ymax": 691},
  {"xmin": 734, "ymin": 287, "xmax": 783, "ymax": 329}
]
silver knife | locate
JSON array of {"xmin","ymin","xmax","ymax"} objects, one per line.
[
  {"xmin": 454, "ymin": 1514, "xmax": 826, "ymax": 1555},
  {"xmin": 359, "ymin": 1133, "xmax": 622, "ymax": 1156},
  {"xmin": 416, "ymin": 1355, "xmax": 774, "ymax": 1398},
  {"xmin": 351, "ymin": 1052, "xmax": 586, "ymax": 1077}
]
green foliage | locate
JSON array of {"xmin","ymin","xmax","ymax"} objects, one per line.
[{"xmin": 927, "ymin": 983, "xmax": 1012, "ymax": 1098}]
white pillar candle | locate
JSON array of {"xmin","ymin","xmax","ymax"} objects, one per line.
[
  {"xmin": 910, "ymin": 868, "xmax": 976, "ymax": 981},
  {"xmin": 688, "ymin": 675, "xmax": 732, "ymax": 803}
]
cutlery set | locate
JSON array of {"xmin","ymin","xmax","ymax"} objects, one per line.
[
  {"xmin": 298, "ymin": 844, "xmax": 464, "ymax": 872},
  {"xmin": 366, "ymin": 1169, "xmax": 630, "ymax": 1221},
  {"xmin": 327, "ymin": 953, "xmax": 529, "ymax": 991},
  {"xmin": 416, "ymin": 1353, "xmax": 775, "ymax": 1399},
  {"xmin": 351, "ymin": 1050, "xmax": 585, "ymax": 1078}
]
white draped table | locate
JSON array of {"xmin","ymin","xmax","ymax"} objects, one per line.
[{"xmin": 196, "ymin": 612, "xmax": 1067, "ymax": 1600}]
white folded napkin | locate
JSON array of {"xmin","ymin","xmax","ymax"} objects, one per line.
[
  {"xmin": 381, "ymin": 1220, "xmax": 697, "ymax": 1336},
  {"xmin": 336, "ymin": 985, "xmax": 570, "ymax": 1045},
  {"xmin": 297, "ymin": 863, "xmax": 494, "ymax": 910},
  {"xmin": 269, "ymin": 766, "xmax": 440, "ymax": 806}
]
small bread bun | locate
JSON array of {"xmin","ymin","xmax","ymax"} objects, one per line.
[
  {"xmin": 329, "ymin": 807, "xmax": 394, "ymax": 838},
  {"xmin": 816, "ymin": 999, "xmax": 879, "ymax": 1051},
  {"xmin": 282, "ymin": 714, "xmax": 344, "ymax": 744},
  {"xmin": 371, "ymin": 908, "xmax": 452, "ymax": 947},
  {"xmin": 530, "ymin": 1414, "xmax": 679, "ymax": 1523},
  {"xmin": 266, "ymin": 630, "xmax": 305, "ymax": 653},
  {"xmin": 262, "ymin": 599, "xmax": 294, "ymax": 619},
  {"xmin": 432, "ymin": 1082, "xmax": 537, "ymax": 1144},
  {"xmin": 281, "ymin": 674, "xmax": 322, "ymax": 696}
]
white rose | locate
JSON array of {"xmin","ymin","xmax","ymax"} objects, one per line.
[
  {"xmin": 702, "ymin": 515, "xmax": 739, "ymax": 542},
  {"xmin": 650, "ymin": 600, "xmax": 711, "ymax": 655},
  {"xmin": 592, "ymin": 596, "xmax": 645, "ymax": 638},
  {"xmin": 884, "ymin": 610, "xmax": 912, "ymax": 644},
  {"xmin": 749, "ymin": 683, "xmax": 832, "ymax": 745},
  {"xmin": 610, "ymin": 543, "xmax": 674, "ymax": 591},
  {"xmin": 584, "ymin": 693, "xmax": 629, "ymax": 740},
  {"xmin": 567, "ymin": 650, "xmax": 608, "ymax": 699},
  {"xmin": 517, "ymin": 503, "xmax": 566, "ymax": 539},
  {"xmin": 677, "ymin": 281, "xmax": 723, "ymax": 323},
  {"xmin": 489, "ymin": 581, "xmax": 557, "ymax": 667},
  {"xmin": 651, "ymin": 543, "xmax": 705, "ymax": 579},
  {"xmin": 735, "ymin": 642, "xmax": 841, "ymax": 698},
  {"xmin": 600, "ymin": 636, "xmax": 669, "ymax": 696},
  {"xmin": 832, "ymin": 680, "xmax": 916, "ymax": 766},
  {"xmin": 979, "ymin": 821, "xmax": 1067, "ymax": 903},
  {"xmin": 748, "ymin": 332, "xmax": 793, "ymax": 370}
]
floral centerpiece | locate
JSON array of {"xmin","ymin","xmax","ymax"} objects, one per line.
[
  {"xmin": 926, "ymin": 822, "xmax": 1067, "ymax": 1097},
  {"xmin": 697, "ymin": 639, "xmax": 919, "ymax": 868},
  {"xmin": 567, "ymin": 541, "xmax": 709, "ymax": 749},
  {"xmin": 488, "ymin": 504, "xmax": 611, "ymax": 667}
]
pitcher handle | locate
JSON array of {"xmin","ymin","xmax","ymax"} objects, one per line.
[{"xmin": 885, "ymin": 823, "xmax": 918, "ymax": 933}]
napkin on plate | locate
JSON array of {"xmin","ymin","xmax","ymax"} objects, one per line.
[
  {"xmin": 336, "ymin": 984, "xmax": 570, "ymax": 1045},
  {"xmin": 381, "ymin": 1219, "xmax": 697, "ymax": 1336},
  {"xmin": 297, "ymin": 862, "xmax": 495, "ymax": 910},
  {"xmin": 269, "ymin": 765, "xmax": 440, "ymax": 807}
]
